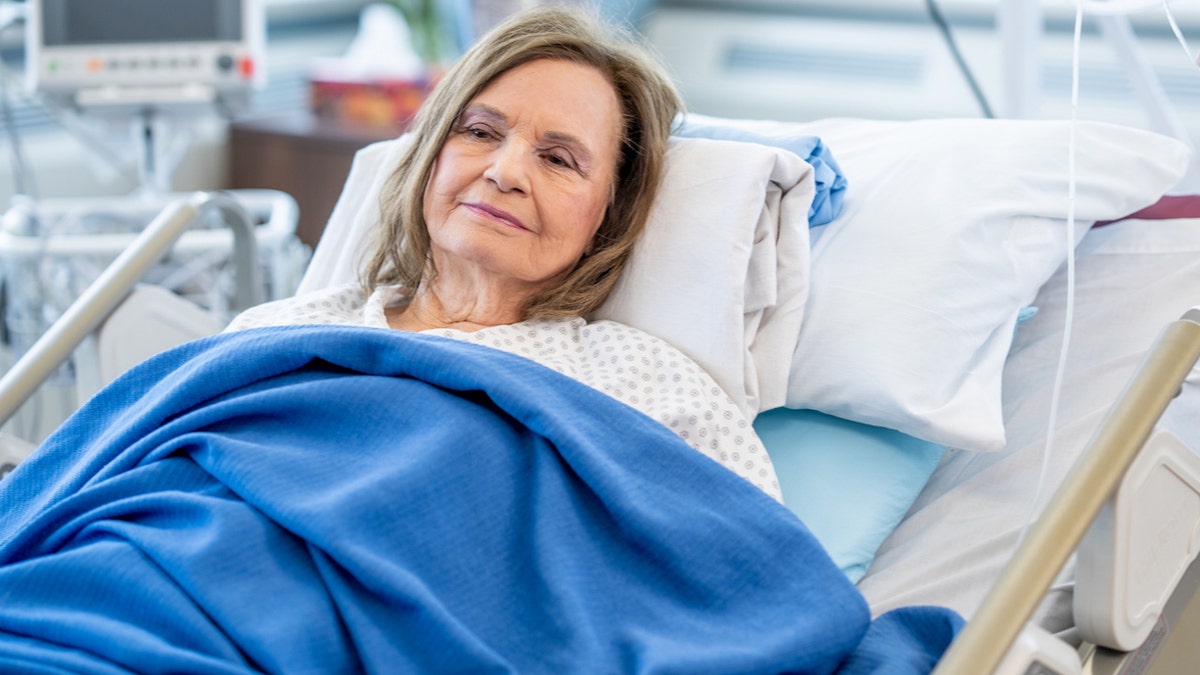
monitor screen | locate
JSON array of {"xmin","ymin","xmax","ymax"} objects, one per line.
[{"xmin": 41, "ymin": 0, "xmax": 242, "ymax": 46}]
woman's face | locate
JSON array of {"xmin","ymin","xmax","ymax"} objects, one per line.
[{"xmin": 423, "ymin": 58, "xmax": 623, "ymax": 293}]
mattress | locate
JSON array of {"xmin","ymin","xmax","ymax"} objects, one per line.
[{"xmin": 857, "ymin": 217, "xmax": 1200, "ymax": 634}]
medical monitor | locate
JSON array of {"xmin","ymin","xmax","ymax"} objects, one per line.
[{"xmin": 26, "ymin": 0, "xmax": 264, "ymax": 112}]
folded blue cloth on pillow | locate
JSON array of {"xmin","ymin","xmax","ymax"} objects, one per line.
[{"xmin": 676, "ymin": 117, "xmax": 848, "ymax": 227}]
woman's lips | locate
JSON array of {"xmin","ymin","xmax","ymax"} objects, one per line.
[{"xmin": 464, "ymin": 202, "xmax": 528, "ymax": 231}]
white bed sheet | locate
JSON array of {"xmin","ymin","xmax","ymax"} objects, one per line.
[{"xmin": 858, "ymin": 217, "xmax": 1200, "ymax": 634}]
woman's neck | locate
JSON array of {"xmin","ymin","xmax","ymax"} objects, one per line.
[{"xmin": 385, "ymin": 278, "xmax": 531, "ymax": 332}]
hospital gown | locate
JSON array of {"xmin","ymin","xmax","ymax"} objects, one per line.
[{"xmin": 226, "ymin": 283, "xmax": 782, "ymax": 501}]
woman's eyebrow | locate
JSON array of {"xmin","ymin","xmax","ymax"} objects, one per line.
[
  {"xmin": 462, "ymin": 102, "xmax": 593, "ymax": 166},
  {"xmin": 460, "ymin": 103, "xmax": 507, "ymax": 124}
]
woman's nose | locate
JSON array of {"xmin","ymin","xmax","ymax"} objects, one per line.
[{"xmin": 483, "ymin": 142, "xmax": 530, "ymax": 194}]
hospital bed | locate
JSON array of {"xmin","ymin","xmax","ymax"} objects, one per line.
[
  {"xmin": 0, "ymin": 188, "xmax": 301, "ymax": 455},
  {"xmin": 1, "ymin": 112, "xmax": 1198, "ymax": 673}
]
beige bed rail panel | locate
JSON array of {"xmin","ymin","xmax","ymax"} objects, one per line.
[{"xmin": 933, "ymin": 308, "xmax": 1200, "ymax": 674}]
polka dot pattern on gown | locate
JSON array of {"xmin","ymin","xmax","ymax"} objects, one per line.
[{"xmin": 225, "ymin": 283, "xmax": 781, "ymax": 501}]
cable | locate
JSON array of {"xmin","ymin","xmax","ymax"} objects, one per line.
[
  {"xmin": 1017, "ymin": 0, "xmax": 1200, "ymax": 543},
  {"xmin": 1018, "ymin": 1, "xmax": 1084, "ymax": 547},
  {"xmin": 0, "ymin": 70, "xmax": 135, "ymax": 178},
  {"xmin": 0, "ymin": 72, "xmax": 34, "ymax": 200},
  {"xmin": 0, "ymin": 274, "xmax": 8, "ymax": 347},
  {"xmin": 925, "ymin": 0, "xmax": 995, "ymax": 118},
  {"xmin": 0, "ymin": 3, "xmax": 135, "ymax": 188},
  {"xmin": 1162, "ymin": 0, "xmax": 1200, "ymax": 64},
  {"xmin": 1077, "ymin": 0, "xmax": 1164, "ymax": 15},
  {"xmin": 0, "ymin": 1, "xmax": 35, "ymax": 200}
]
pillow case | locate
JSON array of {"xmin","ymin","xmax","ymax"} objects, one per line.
[
  {"xmin": 592, "ymin": 137, "xmax": 816, "ymax": 416},
  {"xmin": 296, "ymin": 135, "xmax": 413, "ymax": 296},
  {"xmin": 738, "ymin": 117, "xmax": 1189, "ymax": 451},
  {"xmin": 755, "ymin": 408, "xmax": 945, "ymax": 583}
]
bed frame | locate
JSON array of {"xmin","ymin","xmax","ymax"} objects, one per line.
[
  {"xmin": 938, "ymin": 308, "xmax": 1200, "ymax": 673},
  {"xmin": 1082, "ymin": 554, "xmax": 1200, "ymax": 674},
  {"xmin": 0, "ymin": 190, "xmax": 296, "ymax": 429},
  {"xmin": 2, "ymin": 191, "xmax": 1199, "ymax": 674}
]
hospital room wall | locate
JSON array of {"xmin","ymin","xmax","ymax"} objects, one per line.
[{"xmin": 644, "ymin": 1, "xmax": 1200, "ymax": 144}]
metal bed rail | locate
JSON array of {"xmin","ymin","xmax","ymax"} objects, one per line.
[
  {"xmin": 0, "ymin": 191, "xmax": 266, "ymax": 430},
  {"xmin": 934, "ymin": 308, "xmax": 1200, "ymax": 674}
]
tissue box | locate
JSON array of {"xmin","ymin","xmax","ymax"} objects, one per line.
[{"xmin": 309, "ymin": 77, "xmax": 431, "ymax": 130}]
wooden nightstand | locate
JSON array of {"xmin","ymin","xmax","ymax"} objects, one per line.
[{"xmin": 228, "ymin": 112, "xmax": 401, "ymax": 248}]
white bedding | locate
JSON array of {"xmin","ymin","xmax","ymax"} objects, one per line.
[
  {"xmin": 297, "ymin": 116, "xmax": 1198, "ymax": 639},
  {"xmin": 858, "ymin": 217, "xmax": 1200, "ymax": 633}
]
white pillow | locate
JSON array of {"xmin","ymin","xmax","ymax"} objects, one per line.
[
  {"xmin": 296, "ymin": 136, "xmax": 413, "ymax": 296},
  {"xmin": 593, "ymin": 137, "xmax": 815, "ymax": 416},
  {"xmin": 772, "ymin": 117, "xmax": 1190, "ymax": 450}
]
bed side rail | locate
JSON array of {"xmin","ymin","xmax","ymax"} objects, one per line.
[
  {"xmin": 0, "ymin": 191, "xmax": 263, "ymax": 430},
  {"xmin": 933, "ymin": 308, "xmax": 1200, "ymax": 674}
]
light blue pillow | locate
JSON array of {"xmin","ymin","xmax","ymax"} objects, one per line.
[{"xmin": 754, "ymin": 408, "xmax": 945, "ymax": 583}]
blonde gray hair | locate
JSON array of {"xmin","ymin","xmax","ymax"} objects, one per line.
[{"xmin": 361, "ymin": 4, "xmax": 683, "ymax": 320}]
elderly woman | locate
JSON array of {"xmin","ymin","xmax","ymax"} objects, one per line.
[
  {"xmin": 0, "ymin": 6, "xmax": 964, "ymax": 672},
  {"xmin": 229, "ymin": 6, "xmax": 779, "ymax": 500}
]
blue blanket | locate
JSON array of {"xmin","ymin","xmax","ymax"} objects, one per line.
[{"xmin": 0, "ymin": 326, "xmax": 960, "ymax": 673}]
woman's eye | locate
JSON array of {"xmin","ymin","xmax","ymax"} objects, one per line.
[
  {"xmin": 545, "ymin": 152, "xmax": 575, "ymax": 170},
  {"xmin": 459, "ymin": 124, "xmax": 496, "ymax": 141}
]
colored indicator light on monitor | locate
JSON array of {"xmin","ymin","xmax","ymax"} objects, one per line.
[{"xmin": 239, "ymin": 57, "xmax": 254, "ymax": 79}]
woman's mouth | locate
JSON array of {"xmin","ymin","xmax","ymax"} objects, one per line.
[{"xmin": 464, "ymin": 202, "xmax": 528, "ymax": 231}]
